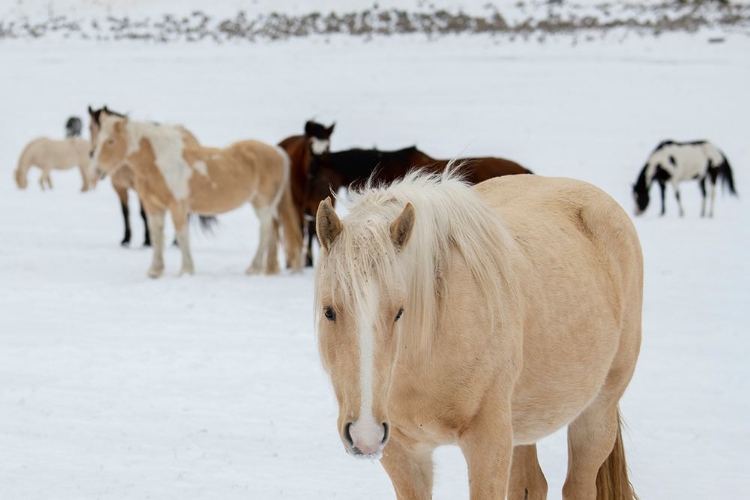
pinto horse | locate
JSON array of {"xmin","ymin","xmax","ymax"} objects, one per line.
[
  {"xmin": 303, "ymin": 147, "xmax": 531, "ymax": 265},
  {"xmin": 633, "ymin": 139, "xmax": 737, "ymax": 217},
  {"xmin": 278, "ymin": 120, "xmax": 335, "ymax": 267},
  {"xmin": 91, "ymin": 114, "xmax": 302, "ymax": 278},
  {"xmin": 314, "ymin": 171, "xmax": 642, "ymax": 500},
  {"xmin": 88, "ymin": 106, "xmax": 216, "ymax": 246}
]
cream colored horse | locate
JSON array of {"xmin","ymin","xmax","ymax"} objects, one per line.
[
  {"xmin": 91, "ymin": 115, "xmax": 303, "ymax": 278},
  {"xmin": 14, "ymin": 137, "xmax": 94, "ymax": 191},
  {"xmin": 315, "ymin": 171, "xmax": 642, "ymax": 500}
]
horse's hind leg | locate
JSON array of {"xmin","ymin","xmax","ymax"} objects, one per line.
[
  {"xmin": 170, "ymin": 203, "xmax": 194, "ymax": 276},
  {"xmin": 699, "ymin": 178, "xmax": 707, "ymax": 217},
  {"xmin": 247, "ymin": 206, "xmax": 271, "ymax": 275},
  {"xmin": 380, "ymin": 436, "xmax": 434, "ymax": 500},
  {"xmin": 563, "ymin": 353, "xmax": 638, "ymax": 499},
  {"xmin": 671, "ymin": 181, "xmax": 685, "ymax": 217},
  {"xmin": 509, "ymin": 445, "xmax": 548, "ymax": 500}
]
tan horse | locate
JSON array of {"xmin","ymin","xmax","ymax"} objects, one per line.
[
  {"xmin": 314, "ymin": 171, "xmax": 642, "ymax": 500},
  {"xmin": 90, "ymin": 115, "xmax": 303, "ymax": 278},
  {"xmin": 88, "ymin": 106, "xmax": 202, "ymax": 246},
  {"xmin": 14, "ymin": 137, "xmax": 94, "ymax": 191}
]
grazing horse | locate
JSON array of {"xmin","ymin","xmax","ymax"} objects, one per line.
[
  {"xmin": 278, "ymin": 120, "xmax": 335, "ymax": 267},
  {"xmin": 14, "ymin": 136, "xmax": 94, "ymax": 191},
  {"xmin": 66, "ymin": 116, "xmax": 83, "ymax": 138},
  {"xmin": 88, "ymin": 106, "xmax": 215, "ymax": 247},
  {"xmin": 91, "ymin": 115, "xmax": 303, "ymax": 278},
  {"xmin": 633, "ymin": 139, "xmax": 737, "ymax": 217},
  {"xmin": 314, "ymin": 171, "xmax": 642, "ymax": 500},
  {"xmin": 304, "ymin": 147, "xmax": 531, "ymax": 265}
]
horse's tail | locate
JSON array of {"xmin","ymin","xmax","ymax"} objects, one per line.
[
  {"xmin": 277, "ymin": 179, "xmax": 304, "ymax": 272},
  {"xmin": 197, "ymin": 215, "xmax": 219, "ymax": 234},
  {"xmin": 14, "ymin": 140, "xmax": 37, "ymax": 189},
  {"xmin": 274, "ymin": 147, "xmax": 304, "ymax": 272},
  {"xmin": 595, "ymin": 408, "xmax": 638, "ymax": 500},
  {"xmin": 718, "ymin": 154, "xmax": 738, "ymax": 196}
]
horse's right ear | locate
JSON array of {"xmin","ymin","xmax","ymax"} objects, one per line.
[
  {"xmin": 88, "ymin": 105, "xmax": 94, "ymax": 115},
  {"xmin": 327, "ymin": 122, "xmax": 336, "ymax": 135},
  {"xmin": 317, "ymin": 197, "xmax": 342, "ymax": 253},
  {"xmin": 304, "ymin": 121, "xmax": 314, "ymax": 136}
]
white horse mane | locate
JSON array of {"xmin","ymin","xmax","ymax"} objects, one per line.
[{"xmin": 316, "ymin": 169, "xmax": 519, "ymax": 354}]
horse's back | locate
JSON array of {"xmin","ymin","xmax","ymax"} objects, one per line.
[{"xmin": 477, "ymin": 175, "xmax": 642, "ymax": 281}]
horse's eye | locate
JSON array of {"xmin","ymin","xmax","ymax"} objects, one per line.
[
  {"xmin": 324, "ymin": 307, "xmax": 336, "ymax": 321},
  {"xmin": 107, "ymin": 139, "xmax": 114, "ymax": 145},
  {"xmin": 394, "ymin": 308, "xmax": 404, "ymax": 322}
]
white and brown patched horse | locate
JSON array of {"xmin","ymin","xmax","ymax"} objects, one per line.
[
  {"xmin": 314, "ymin": 171, "xmax": 643, "ymax": 499},
  {"xmin": 14, "ymin": 136, "xmax": 95, "ymax": 191},
  {"xmin": 90, "ymin": 114, "xmax": 303, "ymax": 278}
]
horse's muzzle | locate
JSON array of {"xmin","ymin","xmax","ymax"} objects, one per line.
[{"xmin": 343, "ymin": 420, "xmax": 389, "ymax": 459}]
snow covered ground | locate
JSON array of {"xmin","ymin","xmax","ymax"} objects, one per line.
[{"xmin": 1, "ymin": 14, "xmax": 749, "ymax": 500}]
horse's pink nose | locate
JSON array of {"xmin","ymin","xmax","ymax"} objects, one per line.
[{"xmin": 344, "ymin": 420, "xmax": 389, "ymax": 457}]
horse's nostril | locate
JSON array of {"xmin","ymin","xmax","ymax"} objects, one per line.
[
  {"xmin": 381, "ymin": 422, "xmax": 389, "ymax": 444},
  {"xmin": 343, "ymin": 422, "xmax": 354, "ymax": 447}
]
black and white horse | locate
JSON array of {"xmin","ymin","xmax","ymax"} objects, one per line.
[{"xmin": 632, "ymin": 140, "xmax": 737, "ymax": 217}]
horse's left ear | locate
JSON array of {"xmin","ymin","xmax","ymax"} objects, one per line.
[
  {"xmin": 390, "ymin": 203, "xmax": 415, "ymax": 251},
  {"xmin": 327, "ymin": 122, "xmax": 336, "ymax": 135}
]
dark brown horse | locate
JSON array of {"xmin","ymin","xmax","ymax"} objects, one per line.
[
  {"xmin": 278, "ymin": 120, "xmax": 335, "ymax": 267},
  {"xmin": 302, "ymin": 146, "xmax": 531, "ymax": 266}
]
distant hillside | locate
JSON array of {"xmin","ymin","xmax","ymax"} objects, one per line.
[{"xmin": 2, "ymin": 0, "xmax": 748, "ymax": 42}]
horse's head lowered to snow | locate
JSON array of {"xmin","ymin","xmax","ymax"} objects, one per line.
[{"xmin": 314, "ymin": 195, "xmax": 415, "ymax": 459}]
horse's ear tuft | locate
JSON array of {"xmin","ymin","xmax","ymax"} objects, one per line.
[
  {"xmin": 390, "ymin": 203, "xmax": 415, "ymax": 251},
  {"xmin": 317, "ymin": 198, "xmax": 342, "ymax": 252}
]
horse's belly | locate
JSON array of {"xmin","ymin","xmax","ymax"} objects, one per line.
[
  {"xmin": 510, "ymin": 343, "xmax": 617, "ymax": 445},
  {"xmin": 188, "ymin": 177, "xmax": 254, "ymax": 215}
]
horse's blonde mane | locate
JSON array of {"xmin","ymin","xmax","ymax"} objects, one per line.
[{"xmin": 315, "ymin": 169, "xmax": 518, "ymax": 355}]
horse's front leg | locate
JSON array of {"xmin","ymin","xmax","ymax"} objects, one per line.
[
  {"xmin": 509, "ymin": 444, "xmax": 548, "ymax": 500},
  {"xmin": 171, "ymin": 202, "xmax": 194, "ymax": 276},
  {"xmin": 380, "ymin": 434, "xmax": 435, "ymax": 500},
  {"xmin": 459, "ymin": 400, "xmax": 513, "ymax": 500},
  {"xmin": 699, "ymin": 177, "xmax": 707, "ymax": 217},
  {"xmin": 145, "ymin": 208, "xmax": 166, "ymax": 279}
]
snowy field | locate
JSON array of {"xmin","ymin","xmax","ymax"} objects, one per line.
[{"xmin": 1, "ymin": 15, "xmax": 749, "ymax": 500}]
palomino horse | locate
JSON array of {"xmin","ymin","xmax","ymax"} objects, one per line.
[
  {"xmin": 88, "ymin": 106, "xmax": 215, "ymax": 246},
  {"xmin": 14, "ymin": 136, "xmax": 94, "ymax": 191},
  {"xmin": 304, "ymin": 147, "xmax": 531, "ymax": 265},
  {"xmin": 315, "ymin": 171, "xmax": 642, "ymax": 500},
  {"xmin": 633, "ymin": 139, "xmax": 737, "ymax": 217},
  {"xmin": 91, "ymin": 115, "xmax": 303, "ymax": 278},
  {"xmin": 279, "ymin": 120, "xmax": 335, "ymax": 267}
]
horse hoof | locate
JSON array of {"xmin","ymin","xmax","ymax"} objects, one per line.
[
  {"xmin": 143, "ymin": 242, "xmax": 152, "ymax": 248},
  {"xmin": 179, "ymin": 267, "xmax": 195, "ymax": 277},
  {"xmin": 147, "ymin": 268, "xmax": 164, "ymax": 279},
  {"xmin": 120, "ymin": 241, "xmax": 131, "ymax": 248},
  {"xmin": 245, "ymin": 266, "xmax": 261, "ymax": 275}
]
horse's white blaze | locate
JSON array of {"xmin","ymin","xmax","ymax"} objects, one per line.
[
  {"xmin": 348, "ymin": 282, "xmax": 384, "ymax": 453},
  {"xmin": 311, "ymin": 137, "xmax": 330, "ymax": 155}
]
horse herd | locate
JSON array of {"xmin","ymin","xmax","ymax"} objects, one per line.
[{"xmin": 11, "ymin": 107, "xmax": 740, "ymax": 500}]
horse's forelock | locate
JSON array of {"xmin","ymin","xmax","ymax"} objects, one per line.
[{"xmin": 317, "ymin": 171, "xmax": 517, "ymax": 355}]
